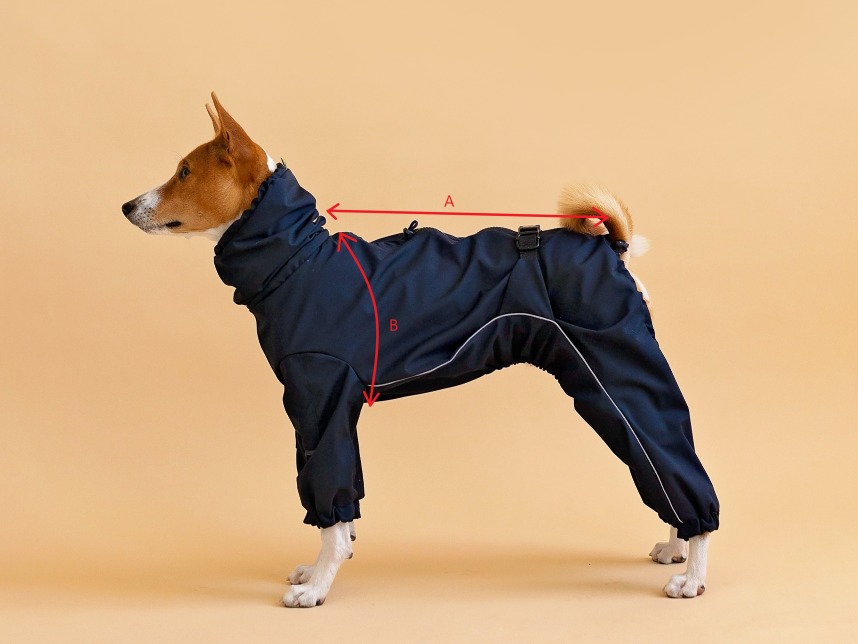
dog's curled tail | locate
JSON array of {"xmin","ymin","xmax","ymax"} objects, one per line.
[{"xmin": 557, "ymin": 183, "xmax": 649, "ymax": 263}]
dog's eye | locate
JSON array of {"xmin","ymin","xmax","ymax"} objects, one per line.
[{"xmin": 179, "ymin": 166, "xmax": 190, "ymax": 179}]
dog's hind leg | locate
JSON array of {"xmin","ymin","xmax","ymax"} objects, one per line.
[
  {"xmin": 545, "ymin": 294, "xmax": 718, "ymax": 596},
  {"xmin": 663, "ymin": 532, "xmax": 709, "ymax": 597},
  {"xmin": 649, "ymin": 526, "xmax": 688, "ymax": 564},
  {"xmin": 283, "ymin": 522, "xmax": 353, "ymax": 608}
]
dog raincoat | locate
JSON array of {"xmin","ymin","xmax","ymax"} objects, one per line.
[{"xmin": 214, "ymin": 165, "xmax": 719, "ymax": 539}]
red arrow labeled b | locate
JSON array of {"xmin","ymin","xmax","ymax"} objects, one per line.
[{"xmin": 336, "ymin": 232, "xmax": 380, "ymax": 407}]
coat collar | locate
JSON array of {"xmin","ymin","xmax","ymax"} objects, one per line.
[{"xmin": 214, "ymin": 164, "xmax": 329, "ymax": 307}]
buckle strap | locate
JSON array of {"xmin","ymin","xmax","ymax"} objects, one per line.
[{"xmin": 516, "ymin": 225, "xmax": 540, "ymax": 256}]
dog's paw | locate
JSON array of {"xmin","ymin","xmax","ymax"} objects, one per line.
[
  {"xmin": 288, "ymin": 564, "xmax": 315, "ymax": 585},
  {"xmin": 664, "ymin": 573, "xmax": 705, "ymax": 598},
  {"xmin": 649, "ymin": 539, "xmax": 688, "ymax": 564},
  {"xmin": 282, "ymin": 583, "xmax": 326, "ymax": 608}
]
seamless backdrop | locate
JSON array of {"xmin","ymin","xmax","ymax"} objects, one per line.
[{"xmin": 1, "ymin": 1, "xmax": 856, "ymax": 642}]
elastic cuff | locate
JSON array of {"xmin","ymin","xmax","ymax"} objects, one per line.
[
  {"xmin": 675, "ymin": 512, "xmax": 719, "ymax": 540},
  {"xmin": 303, "ymin": 502, "xmax": 361, "ymax": 529}
]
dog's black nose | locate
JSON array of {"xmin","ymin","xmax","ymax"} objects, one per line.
[{"xmin": 122, "ymin": 200, "xmax": 136, "ymax": 217}]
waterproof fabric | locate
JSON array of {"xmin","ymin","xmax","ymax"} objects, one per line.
[{"xmin": 214, "ymin": 165, "xmax": 719, "ymax": 540}]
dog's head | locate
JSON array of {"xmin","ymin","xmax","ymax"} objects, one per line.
[{"xmin": 122, "ymin": 93, "xmax": 273, "ymax": 239}]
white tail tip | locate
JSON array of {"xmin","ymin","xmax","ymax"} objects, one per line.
[{"xmin": 629, "ymin": 234, "xmax": 650, "ymax": 258}]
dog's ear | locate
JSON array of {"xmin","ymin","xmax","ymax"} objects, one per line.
[
  {"xmin": 206, "ymin": 101, "xmax": 221, "ymax": 136},
  {"xmin": 209, "ymin": 91, "xmax": 253, "ymax": 156}
]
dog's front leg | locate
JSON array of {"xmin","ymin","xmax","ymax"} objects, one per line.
[
  {"xmin": 287, "ymin": 521, "xmax": 356, "ymax": 586},
  {"xmin": 663, "ymin": 532, "xmax": 709, "ymax": 598},
  {"xmin": 283, "ymin": 522, "xmax": 353, "ymax": 607}
]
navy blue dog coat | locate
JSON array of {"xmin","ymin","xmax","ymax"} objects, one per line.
[{"xmin": 214, "ymin": 165, "xmax": 719, "ymax": 540}]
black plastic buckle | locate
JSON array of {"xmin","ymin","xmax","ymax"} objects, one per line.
[{"xmin": 516, "ymin": 225, "xmax": 541, "ymax": 253}]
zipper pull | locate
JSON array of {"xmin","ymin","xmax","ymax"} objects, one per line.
[{"xmin": 402, "ymin": 220, "xmax": 419, "ymax": 239}]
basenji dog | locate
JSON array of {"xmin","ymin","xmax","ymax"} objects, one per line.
[{"xmin": 122, "ymin": 93, "xmax": 717, "ymax": 607}]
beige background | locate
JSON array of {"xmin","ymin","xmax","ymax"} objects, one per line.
[{"xmin": 2, "ymin": 0, "xmax": 857, "ymax": 641}]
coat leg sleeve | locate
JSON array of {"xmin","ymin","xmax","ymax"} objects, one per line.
[
  {"xmin": 280, "ymin": 353, "xmax": 366, "ymax": 528},
  {"xmin": 551, "ymin": 305, "xmax": 720, "ymax": 540}
]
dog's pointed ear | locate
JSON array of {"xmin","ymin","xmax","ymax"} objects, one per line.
[
  {"xmin": 206, "ymin": 101, "xmax": 221, "ymax": 136},
  {"xmin": 210, "ymin": 91, "xmax": 252, "ymax": 154}
]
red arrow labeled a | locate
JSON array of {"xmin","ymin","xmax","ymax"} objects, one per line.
[
  {"xmin": 326, "ymin": 203, "xmax": 608, "ymax": 226},
  {"xmin": 336, "ymin": 232, "xmax": 380, "ymax": 407}
]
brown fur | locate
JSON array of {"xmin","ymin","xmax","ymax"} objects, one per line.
[
  {"xmin": 141, "ymin": 93, "xmax": 271, "ymax": 233},
  {"xmin": 557, "ymin": 183, "xmax": 634, "ymax": 258}
]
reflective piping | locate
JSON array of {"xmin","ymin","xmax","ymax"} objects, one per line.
[{"xmin": 376, "ymin": 312, "xmax": 682, "ymax": 525}]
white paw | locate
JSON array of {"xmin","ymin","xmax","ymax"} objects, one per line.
[
  {"xmin": 288, "ymin": 564, "xmax": 315, "ymax": 585},
  {"xmin": 664, "ymin": 573, "xmax": 705, "ymax": 598},
  {"xmin": 282, "ymin": 583, "xmax": 327, "ymax": 608},
  {"xmin": 650, "ymin": 540, "xmax": 688, "ymax": 564}
]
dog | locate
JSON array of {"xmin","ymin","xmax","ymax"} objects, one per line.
[{"xmin": 122, "ymin": 93, "xmax": 719, "ymax": 607}]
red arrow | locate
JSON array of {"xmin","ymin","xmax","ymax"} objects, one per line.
[
  {"xmin": 336, "ymin": 232, "xmax": 381, "ymax": 406},
  {"xmin": 326, "ymin": 203, "xmax": 608, "ymax": 227}
]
